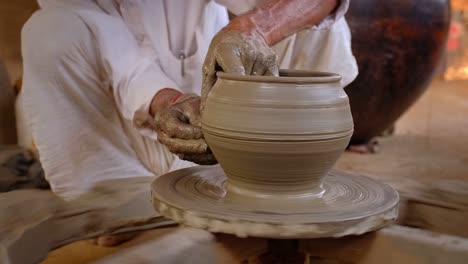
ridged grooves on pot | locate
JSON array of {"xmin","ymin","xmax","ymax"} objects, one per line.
[{"xmin": 201, "ymin": 70, "xmax": 354, "ymax": 198}]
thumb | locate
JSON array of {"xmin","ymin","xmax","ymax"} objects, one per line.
[
  {"xmin": 215, "ymin": 44, "xmax": 246, "ymax": 75},
  {"xmin": 200, "ymin": 73, "xmax": 216, "ymax": 116}
]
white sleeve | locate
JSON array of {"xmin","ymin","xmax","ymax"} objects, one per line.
[
  {"xmin": 312, "ymin": 0, "xmax": 349, "ymax": 30},
  {"xmin": 76, "ymin": 11, "xmax": 179, "ymax": 122},
  {"xmin": 214, "ymin": 0, "xmax": 258, "ymax": 15},
  {"xmin": 22, "ymin": 9, "xmax": 177, "ymax": 124},
  {"xmin": 274, "ymin": 18, "xmax": 358, "ymax": 87},
  {"xmin": 21, "ymin": 9, "xmax": 156, "ymax": 198},
  {"xmin": 215, "ymin": 0, "xmax": 349, "ymax": 30}
]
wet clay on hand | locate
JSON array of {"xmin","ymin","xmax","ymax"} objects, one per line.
[
  {"xmin": 155, "ymin": 94, "xmax": 217, "ymax": 165},
  {"xmin": 201, "ymin": 30, "xmax": 279, "ymax": 114}
]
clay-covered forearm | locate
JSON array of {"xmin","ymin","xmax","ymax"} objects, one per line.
[{"xmin": 226, "ymin": 0, "xmax": 338, "ymax": 46}]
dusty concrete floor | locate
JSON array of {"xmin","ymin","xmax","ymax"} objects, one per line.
[
  {"xmin": 336, "ymin": 79, "xmax": 468, "ymax": 186},
  {"xmin": 41, "ymin": 79, "xmax": 468, "ymax": 263}
]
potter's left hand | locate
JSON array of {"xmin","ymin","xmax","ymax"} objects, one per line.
[
  {"xmin": 201, "ymin": 27, "xmax": 279, "ymax": 114},
  {"xmin": 154, "ymin": 93, "xmax": 217, "ymax": 165}
]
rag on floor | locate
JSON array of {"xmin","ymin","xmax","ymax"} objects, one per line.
[{"xmin": 0, "ymin": 145, "xmax": 49, "ymax": 192}]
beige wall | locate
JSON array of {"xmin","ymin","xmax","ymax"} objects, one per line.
[
  {"xmin": 0, "ymin": 0, "xmax": 39, "ymax": 83},
  {"xmin": 0, "ymin": 1, "xmax": 38, "ymax": 144}
]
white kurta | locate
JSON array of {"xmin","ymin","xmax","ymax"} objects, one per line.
[{"xmin": 21, "ymin": 0, "xmax": 357, "ymax": 199}]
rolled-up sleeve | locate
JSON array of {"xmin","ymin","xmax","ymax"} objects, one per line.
[
  {"xmin": 215, "ymin": 0, "xmax": 349, "ymax": 30},
  {"xmin": 312, "ymin": 0, "xmax": 349, "ymax": 30}
]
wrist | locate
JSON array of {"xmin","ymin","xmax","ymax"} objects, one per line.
[
  {"xmin": 225, "ymin": 14, "xmax": 272, "ymax": 46},
  {"xmin": 150, "ymin": 88, "xmax": 183, "ymax": 117},
  {"xmin": 170, "ymin": 93, "xmax": 183, "ymax": 104}
]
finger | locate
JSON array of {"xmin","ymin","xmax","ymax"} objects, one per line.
[
  {"xmin": 240, "ymin": 44, "xmax": 256, "ymax": 75},
  {"xmin": 264, "ymin": 54, "xmax": 280, "ymax": 77},
  {"xmin": 215, "ymin": 44, "xmax": 246, "ymax": 75},
  {"xmin": 202, "ymin": 42, "xmax": 217, "ymax": 77},
  {"xmin": 177, "ymin": 153, "xmax": 218, "ymax": 165},
  {"xmin": 203, "ymin": 44, "xmax": 245, "ymax": 114},
  {"xmin": 251, "ymin": 53, "xmax": 268, "ymax": 76},
  {"xmin": 155, "ymin": 108, "xmax": 203, "ymax": 140},
  {"xmin": 200, "ymin": 74, "xmax": 216, "ymax": 116},
  {"xmin": 201, "ymin": 57, "xmax": 217, "ymax": 116},
  {"xmin": 265, "ymin": 65, "xmax": 279, "ymax": 76},
  {"xmin": 201, "ymin": 45, "xmax": 218, "ymax": 103},
  {"xmin": 186, "ymin": 109, "xmax": 202, "ymax": 128},
  {"xmin": 158, "ymin": 131, "xmax": 208, "ymax": 154},
  {"xmin": 179, "ymin": 96, "xmax": 202, "ymax": 127}
]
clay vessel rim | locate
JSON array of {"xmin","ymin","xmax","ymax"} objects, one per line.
[{"xmin": 216, "ymin": 69, "xmax": 342, "ymax": 84}]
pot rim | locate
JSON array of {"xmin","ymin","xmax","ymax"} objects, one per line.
[{"xmin": 216, "ymin": 69, "xmax": 342, "ymax": 83}]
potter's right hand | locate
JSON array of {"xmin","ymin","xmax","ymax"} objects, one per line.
[
  {"xmin": 201, "ymin": 28, "xmax": 279, "ymax": 114},
  {"xmin": 152, "ymin": 90, "xmax": 217, "ymax": 165},
  {"xmin": 201, "ymin": 0, "xmax": 342, "ymax": 114}
]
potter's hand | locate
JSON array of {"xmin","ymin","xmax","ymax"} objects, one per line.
[
  {"xmin": 154, "ymin": 93, "xmax": 217, "ymax": 165},
  {"xmin": 201, "ymin": 29, "xmax": 279, "ymax": 113},
  {"xmin": 201, "ymin": 0, "xmax": 341, "ymax": 113}
]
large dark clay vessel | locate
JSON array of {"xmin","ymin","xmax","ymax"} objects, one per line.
[{"xmin": 345, "ymin": 0, "xmax": 451, "ymax": 144}]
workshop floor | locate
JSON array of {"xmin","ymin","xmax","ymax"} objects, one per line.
[
  {"xmin": 336, "ymin": 79, "xmax": 468, "ymax": 185},
  {"xmin": 42, "ymin": 79, "xmax": 468, "ymax": 263}
]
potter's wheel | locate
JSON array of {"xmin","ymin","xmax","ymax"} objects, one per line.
[{"xmin": 151, "ymin": 165, "xmax": 399, "ymax": 238}]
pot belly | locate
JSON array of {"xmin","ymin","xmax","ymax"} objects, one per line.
[{"xmin": 203, "ymin": 131, "xmax": 352, "ymax": 198}]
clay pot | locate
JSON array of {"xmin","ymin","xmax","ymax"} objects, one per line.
[
  {"xmin": 345, "ymin": 0, "xmax": 451, "ymax": 143},
  {"xmin": 201, "ymin": 70, "xmax": 353, "ymax": 198}
]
